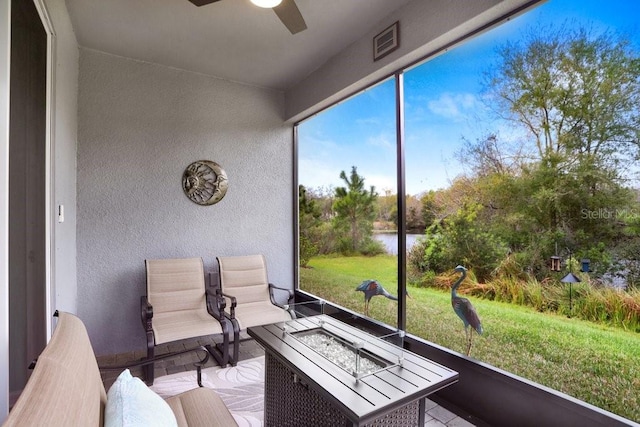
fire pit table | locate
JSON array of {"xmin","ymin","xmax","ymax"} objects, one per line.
[{"xmin": 248, "ymin": 314, "xmax": 458, "ymax": 427}]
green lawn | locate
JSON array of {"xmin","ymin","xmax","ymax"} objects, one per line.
[{"xmin": 300, "ymin": 255, "xmax": 640, "ymax": 422}]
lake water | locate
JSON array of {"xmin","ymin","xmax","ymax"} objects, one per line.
[{"xmin": 374, "ymin": 233, "xmax": 422, "ymax": 255}]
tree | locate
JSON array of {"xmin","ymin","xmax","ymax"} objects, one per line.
[
  {"xmin": 474, "ymin": 25, "xmax": 640, "ymax": 278},
  {"xmin": 406, "ymin": 195, "xmax": 424, "ymax": 232},
  {"xmin": 486, "ymin": 26, "xmax": 640, "ymax": 165},
  {"xmin": 419, "ymin": 190, "xmax": 447, "ymax": 231},
  {"xmin": 298, "ymin": 185, "xmax": 321, "ymax": 266},
  {"xmin": 376, "ymin": 188, "xmax": 397, "ymax": 227},
  {"xmin": 458, "ymin": 133, "xmax": 522, "ymax": 177},
  {"xmin": 332, "ymin": 167, "xmax": 379, "ymax": 254}
]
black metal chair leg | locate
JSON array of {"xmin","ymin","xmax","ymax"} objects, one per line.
[
  {"xmin": 227, "ymin": 318, "xmax": 240, "ymax": 366},
  {"xmin": 204, "ymin": 318, "xmax": 231, "ymax": 367},
  {"xmin": 144, "ymin": 346, "xmax": 155, "ymax": 385}
]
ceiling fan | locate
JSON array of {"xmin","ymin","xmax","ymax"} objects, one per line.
[{"xmin": 187, "ymin": 0, "xmax": 307, "ymax": 34}]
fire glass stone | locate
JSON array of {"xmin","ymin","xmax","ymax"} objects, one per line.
[{"xmin": 295, "ymin": 330, "xmax": 386, "ymax": 375}]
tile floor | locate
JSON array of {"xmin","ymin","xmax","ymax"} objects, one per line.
[{"xmin": 96, "ymin": 334, "xmax": 476, "ymax": 427}]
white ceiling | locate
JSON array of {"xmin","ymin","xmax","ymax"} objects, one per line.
[{"xmin": 65, "ymin": 0, "xmax": 413, "ymax": 91}]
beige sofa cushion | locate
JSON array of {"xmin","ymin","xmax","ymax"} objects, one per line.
[
  {"xmin": 3, "ymin": 312, "xmax": 107, "ymax": 427},
  {"xmin": 166, "ymin": 388, "xmax": 237, "ymax": 427},
  {"xmin": 3, "ymin": 312, "xmax": 238, "ymax": 427}
]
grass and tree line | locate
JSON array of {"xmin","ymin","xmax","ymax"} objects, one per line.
[
  {"xmin": 301, "ymin": 256, "xmax": 639, "ymax": 421},
  {"xmin": 298, "ymin": 25, "xmax": 640, "ymax": 420}
]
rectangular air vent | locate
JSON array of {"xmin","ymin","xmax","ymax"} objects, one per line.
[{"xmin": 373, "ymin": 21, "xmax": 399, "ymax": 61}]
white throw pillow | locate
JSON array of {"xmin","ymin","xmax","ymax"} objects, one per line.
[{"xmin": 105, "ymin": 369, "xmax": 178, "ymax": 427}]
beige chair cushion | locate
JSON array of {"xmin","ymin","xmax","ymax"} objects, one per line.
[
  {"xmin": 218, "ymin": 255, "xmax": 271, "ymax": 305},
  {"xmin": 231, "ymin": 301, "xmax": 292, "ymax": 330},
  {"xmin": 166, "ymin": 387, "xmax": 237, "ymax": 427},
  {"xmin": 152, "ymin": 309, "xmax": 223, "ymax": 345},
  {"xmin": 146, "ymin": 258, "xmax": 207, "ymax": 313}
]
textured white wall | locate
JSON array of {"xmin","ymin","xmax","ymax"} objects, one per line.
[
  {"xmin": 77, "ymin": 49, "xmax": 292, "ymax": 355},
  {"xmin": 46, "ymin": 0, "xmax": 79, "ymax": 317}
]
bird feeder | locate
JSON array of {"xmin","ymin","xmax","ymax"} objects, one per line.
[
  {"xmin": 581, "ymin": 259, "xmax": 591, "ymax": 273},
  {"xmin": 550, "ymin": 256, "xmax": 562, "ymax": 272},
  {"xmin": 561, "ymin": 272, "xmax": 581, "ymax": 316},
  {"xmin": 561, "ymin": 272, "xmax": 581, "ymax": 284}
]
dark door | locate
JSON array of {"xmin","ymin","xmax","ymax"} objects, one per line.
[{"xmin": 9, "ymin": 0, "xmax": 47, "ymax": 396}]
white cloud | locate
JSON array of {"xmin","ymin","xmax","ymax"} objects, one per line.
[
  {"xmin": 355, "ymin": 117, "xmax": 381, "ymax": 126},
  {"xmin": 298, "ymin": 134, "xmax": 339, "ymax": 161},
  {"xmin": 366, "ymin": 174, "xmax": 397, "ymax": 194},
  {"xmin": 367, "ymin": 133, "xmax": 394, "ymax": 150},
  {"xmin": 297, "ymin": 157, "xmax": 342, "ymax": 190},
  {"xmin": 427, "ymin": 92, "xmax": 482, "ymax": 121}
]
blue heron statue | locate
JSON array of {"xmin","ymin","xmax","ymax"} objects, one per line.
[
  {"xmin": 451, "ymin": 265, "xmax": 483, "ymax": 356},
  {"xmin": 355, "ymin": 280, "xmax": 397, "ymax": 316}
]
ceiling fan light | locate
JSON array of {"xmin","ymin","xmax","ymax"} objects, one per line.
[{"xmin": 250, "ymin": 0, "xmax": 282, "ymax": 8}]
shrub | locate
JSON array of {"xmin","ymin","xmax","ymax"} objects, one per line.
[
  {"xmin": 412, "ymin": 270, "xmax": 436, "ymax": 288},
  {"xmin": 299, "ymin": 236, "xmax": 318, "ymax": 268},
  {"xmin": 422, "ymin": 203, "xmax": 507, "ymax": 281},
  {"xmin": 360, "ymin": 238, "xmax": 387, "ymax": 256},
  {"xmin": 407, "ymin": 237, "xmax": 429, "ymax": 281},
  {"xmin": 305, "ymin": 222, "xmax": 336, "ymax": 255}
]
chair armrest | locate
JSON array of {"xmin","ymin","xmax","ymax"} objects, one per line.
[
  {"xmin": 100, "ymin": 345, "xmax": 210, "ymax": 370},
  {"xmin": 218, "ymin": 291, "xmax": 237, "ymax": 319},
  {"xmin": 205, "ymin": 287, "xmax": 226, "ymax": 319},
  {"xmin": 269, "ymin": 283, "xmax": 294, "ymax": 307},
  {"xmin": 140, "ymin": 296, "xmax": 153, "ymax": 332}
]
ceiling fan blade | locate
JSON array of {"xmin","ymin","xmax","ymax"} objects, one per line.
[
  {"xmin": 187, "ymin": 0, "xmax": 221, "ymax": 6},
  {"xmin": 273, "ymin": 0, "xmax": 307, "ymax": 34}
]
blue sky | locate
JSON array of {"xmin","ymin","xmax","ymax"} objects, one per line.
[{"xmin": 298, "ymin": 0, "xmax": 640, "ymax": 196}]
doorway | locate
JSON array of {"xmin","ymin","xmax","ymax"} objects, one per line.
[{"xmin": 9, "ymin": 0, "xmax": 47, "ymax": 398}]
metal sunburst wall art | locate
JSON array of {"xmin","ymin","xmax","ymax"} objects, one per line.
[{"xmin": 182, "ymin": 160, "xmax": 228, "ymax": 206}]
